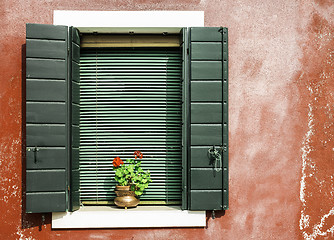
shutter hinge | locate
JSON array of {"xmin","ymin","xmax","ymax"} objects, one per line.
[
  {"xmin": 187, "ymin": 48, "xmax": 189, "ymax": 55},
  {"xmin": 218, "ymin": 27, "xmax": 227, "ymax": 34},
  {"xmin": 68, "ymin": 185, "xmax": 70, "ymax": 192},
  {"xmin": 67, "ymin": 48, "xmax": 70, "ymax": 56},
  {"xmin": 212, "ymin": 210, "xmax": 216, "ymax": 219}
]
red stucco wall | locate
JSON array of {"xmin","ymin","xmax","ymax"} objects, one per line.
[{"xmin": 1, "ymin": 0, "xmax": 334, "ymax": 239}]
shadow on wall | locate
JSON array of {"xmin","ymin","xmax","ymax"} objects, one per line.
[{"xmin": 205, "ymin": 210, "xmax": 225, "ymax": 228}]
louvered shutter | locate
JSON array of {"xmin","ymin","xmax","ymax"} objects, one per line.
[
  {"xmin": 26, "ymin": 23, "xmax": 69, "ymax": 212},
  {"xmin": 70, "ymin": 27, "xmax": 81, "ymax": 211},
  {"xmin": 187, "ymin": 27, "xmax": 229, "ymax": 211},
  {"xmin": 79, "ymin": 47, "xmax": 182, "ymax": 204}
]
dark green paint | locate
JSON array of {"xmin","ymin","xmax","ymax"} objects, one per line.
[
  {"xmin": 191, "ymin": 169, "xmax": 222, "ymax": 189},
  {"xmin": 71, "ymin": 170, "xmax": 80, "ymax": 190},
  {"xmin": 72, "ymin": 125, "xmax": 79, "ymax": 148},
  {"xmin": 71, "ymin": 190, "xmax": 80, "ymax": 211},
  {"xmin": 72, "ymin": 104, "xmax": 80, "ymax": 125},
  {"xmin": 26, "ymin": 23, "xmax": 67, "ymax": 40},
  {"xmin": 191, "ymin": 43, "xmax": 222, "ymax": 60},
  {"xmin": 223, "ymin": 172, "xmax": 228, "ymax": 210},
  {"xmin": 181, "ymin": 27, "xmax": 189, "ymax": 210},
  {"xmin": 26, "ymin": 80, "xmax": 66, "ymax": 101},
  {"xmin": 26, "ymin": 102, "xmax": 66, "ymax": 123},
  {"xmin": 190, "ymin": 147, "xmax": 213, "ymax": 168},
  {"xmin": 71, "ymin": 148, "xmax": 80, "ymax": 169},
  {"xmin": 72, "ymin": 28, "xmax": 80, "ymax": 45},
  {"xmin": 26, "ymin": 59, "xmax": 66, "ymax": 79},
  {"xmin": 191, "ymin": 103, "xmax": 222, "ymax": 123},
  {"xmin": 191, "ymin": 61, "xmax": 222, "ymax": 80},
  {"xmin": 26, "ymin": 148, "xmax": 66, "ymax": 169},
  {"xmin": 190, "ymin": 27, "xmax": 222, "ymax": 42},
  {"xmin": 26, "ymin": 39, "xmax": 67, "ymax": 59},
  {"xmin": 222, "ymin": 27, "xmax": 229, "ymax": 210},
  {"xmin": 26, "ymin": 23, "xmax": 70, "ymax": 213},
  {"xmin": 26, "ymin": 192, "xmax": 66, "ymax": 213},
  {"xmin": 72, "ymin": 82, "xmax": 80, "ymax": 104},
  {"xmin": 26, "ymin": 125, "xmax": 66, "ymax": 147},
  {"xmin": 70, "ymin": 27, "xmax": 81, "ymax": 211},
  {"xmin": 187, "ymin": 27, "xmax": 228, "ymax": 211},
  {"xmin": 26, "ymin": 170, "xmax": 66, "ymax": 191},
  {"xmin": 72, "ymin": 43, "xmax": 80, "ymax": 63},
  {"xmin": 191, "ymin": 82, "xmax": 222, "ymax": 102},
  {"xmin": 72, "ymin": 62, "xmax": 80, "ymax": 82},
  {"xmin": 25, "ymin": 24, "xmax": 83, "ymax": 213},
  {"xmin": 191, "ymin": 125, "xmax": 222, "ymax": 146},
  {"xmin": 190, "ymin": 191, "xmax": 223, "ymax": 210}
]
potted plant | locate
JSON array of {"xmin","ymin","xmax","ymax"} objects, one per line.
[{"xmin": 112, "ymin": 150, "xmax": 152, "ymax": 209}]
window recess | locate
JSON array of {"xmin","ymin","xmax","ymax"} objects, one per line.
[{"xmin": 79, "ymin": 45, "xmax": 183, "ymax": 205}]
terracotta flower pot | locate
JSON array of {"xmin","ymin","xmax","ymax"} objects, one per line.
[{"xmin": 114, "ymin": 185, "xmax": 139, "ymax": 209}]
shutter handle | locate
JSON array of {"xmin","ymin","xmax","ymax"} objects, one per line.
[
  {"xmin": 33, "ymin": 147, "xmax": 39, "ymax": 164},
  {"xmin": 208, "ymin": 146, "xmax": 222, "ymax": 172}
]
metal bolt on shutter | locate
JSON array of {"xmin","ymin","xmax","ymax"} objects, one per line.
[{"xmin": 79, "ymin": 47, "xmax": 182, "ymax": 204}]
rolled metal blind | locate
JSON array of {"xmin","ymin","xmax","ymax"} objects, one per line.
[{"xmin": 79, "ymin": 47, "xmax": 182, "ymax": 204}]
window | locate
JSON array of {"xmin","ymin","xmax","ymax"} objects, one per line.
[{"xmin": 25, "ymin": 24, "xmax": 228, "ymax": 214}]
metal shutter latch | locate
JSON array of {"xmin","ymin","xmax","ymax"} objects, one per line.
[{"xmin": 208, "ymin": 145, "xmax": 222, "ymax": 172}]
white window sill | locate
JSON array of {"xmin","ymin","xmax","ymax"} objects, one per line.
[{"xmin": 52, "ymin": 206, "xmax": 206, "ymax": 229}]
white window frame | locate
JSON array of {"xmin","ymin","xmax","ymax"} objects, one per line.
[
  {"xmin": 53, "ymin": 206, "xmax": 205, "ymax": 228},
  {"xmin": 52, "ymin": 10, "xmax": 206, "ymax": 229},
  {"xmin": 54, "ymin": 10, "xmax": 204, "ymax": 28}
]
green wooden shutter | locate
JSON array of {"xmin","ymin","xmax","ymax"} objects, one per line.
[
  {"xmin": 26, "ymin": 23, "xmax": 70, "ymax": 212},
  {"xmin": 187, "ymin": 27, "xmax": 229, "ymax": 211},
  {"xmin": 79, "ymin": 47, "xmax": 182, "ymax": 204},
  {"xmin": 181, "ymin": 28, "xmax": 189, "ymax": 209},
  {"xmin": 70, "ymin": 27, "xmax": 81, "ymax": 211}
]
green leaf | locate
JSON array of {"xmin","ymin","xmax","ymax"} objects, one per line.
[{"xmin": 135, "ymin": 190, "xmax": 142, "ymax": 196}]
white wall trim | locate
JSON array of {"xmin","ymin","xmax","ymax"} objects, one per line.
[
  {"xmin": 53, "ymin": 10, "xmax": 204, "ymax": 27},
  {"xmin": 52, "ymin": 206, "xmax": 206, "ymax": 229}
]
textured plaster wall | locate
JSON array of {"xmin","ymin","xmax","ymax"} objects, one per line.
[{"xmin": 0, "ymin": 0, "xmax": 333, "ymax": 239}]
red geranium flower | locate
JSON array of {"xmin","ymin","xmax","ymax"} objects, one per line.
[
  {"xmin": 134, "ymin": 150, "xmax": 143, "ymax": 159},
  {"xmin": 113, "ymin": 157, "xmax": 124, "ymax": 167}
]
